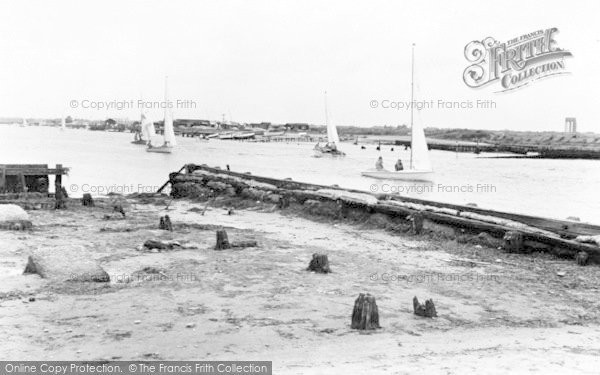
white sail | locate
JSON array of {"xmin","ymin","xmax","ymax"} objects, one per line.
[
  {"xmin": 61, "ymin": 118, "xmax": 66, "ymax": 130},
  {"xmin": 163, "ymin": 76, "xmax": 176, "ymax": 146},
  {"xmin": 408, "ymin": 43, "xmax": 432, "ymax": 172},
  {"xmin": 140, "ymin": 112, "xmax": 155, "ymax": 139},
  {"xmin": 324, "ymin": 92, "xmax": 339, "ymax": 144},
  {"xmin": 410, "ymin": 120, "xmax": 432, "ymax": 171}
]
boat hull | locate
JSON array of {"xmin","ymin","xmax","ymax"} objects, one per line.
[
  {"xmin": 146, "ymin": 146, "xmax": 173, "ymax": 153},
  {"xmin": 361, "ymin": 169, "xmax": 433, "ymax": 181},
  {"xmin": 313, "ymin": 145, "xmax": 345, "ymax": 157}
]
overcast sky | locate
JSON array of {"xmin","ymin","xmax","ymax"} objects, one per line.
[{"xmin": 1, "ymin": 0, "xmax": 599, "ymax": 131}]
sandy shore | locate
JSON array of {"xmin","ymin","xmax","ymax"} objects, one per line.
[{"xmin": 1, "ymin": 196, "xmax": 600, "ymax": 373}]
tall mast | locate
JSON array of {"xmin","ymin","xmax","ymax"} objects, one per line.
[
  {"xmin": 410, "ymin": 43, "xmax": 415, "ymax": 169},
  {"xmin": 324, "ymin": 91, "xmax": 329, "ymax": 129}
]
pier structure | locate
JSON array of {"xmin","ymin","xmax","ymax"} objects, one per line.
[{"xmin": 0, "ymin": 164, "xmax": 69, "ymax": 209}]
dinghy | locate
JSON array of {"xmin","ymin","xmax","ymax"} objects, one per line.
[
  {"xmin": 362, "ymin": 44, "xmax": 433, "ymax": 181},
  {"xmin": 147, "ymin": 77, "xmax": 177, "ymax": 153},
  {"xmin": 314, "ymin": 91, "xmax": 345, "ymax": 157}
]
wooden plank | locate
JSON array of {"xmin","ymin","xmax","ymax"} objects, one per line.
[
  {"xmin": 375, "ymin": 202, "xmax": 600, "ymax": 256},
  {"xmin": 383, "ymin": 195, "xmax": 600, "ymax": 237}
]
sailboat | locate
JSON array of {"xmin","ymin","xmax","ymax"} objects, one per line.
[
  {"xmin": 147, "ymin": 77, "xmax": 177, "ymax": 153},
  {"xmin": 132, "ymin": 112, "xmax": 152, "ymax": 144},
  {"xmin": 20, "ymin": 118, "xmax": 27, "ymax": 127},
  {"xmin": 61, "ymin": 118, "xmax": 66, "ymax": 131},
  {"xmin": 362, "ymin": 44, "xmax": 433, "ymax": 181},
  {"xmin": 314, "ymin": 91, "xmax": 345, "ymax": 157}
]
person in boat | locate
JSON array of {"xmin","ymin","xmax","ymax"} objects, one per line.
[
  {"xmin": 395, "ymin": 159, "xmax": 404, "ymax": 171},
  {"xmin": 375, "ymin": 156, "xmax": 384, "ymax": 170}
]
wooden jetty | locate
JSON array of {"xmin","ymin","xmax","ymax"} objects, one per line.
[
  {"xmin": 163, "ymin": 163, "xmax": 600, "ymax": 264},
  {"xmin": 394, "ymin": 139, "xmax": 600, "ymax": 159}
]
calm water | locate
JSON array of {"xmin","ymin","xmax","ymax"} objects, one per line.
[{"xmin": 2, "ymin": 126, "xmax": 599, "ymax": 224}]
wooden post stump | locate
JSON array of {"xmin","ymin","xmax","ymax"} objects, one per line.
[
  {"xmin": 82, "ymin": 193, "xmax": 94, "ymax": 207},
  {"xmin": 503, "ymin": 231, "xmax": 524, "ymax": 253},
  {"xmin": 351, "ymin": 293, "xmax": 380, "ymax": 330},
  {"xmin": 215, "ymin": 229, "xmax": 230, "ymax": 250},
  {"xmin": 413, "ymin": 296, "xmax": 437, "ymax": 318},
  {"xmin": 54, "ymin": 170, "xmax": 66, "ymax": 209},
  {"xmin": 278, "ymin": 194, "xmax": 290, "ymax": 209},
  {"xmin": 114, "ymin": 204, "xmax": 126, "ymax": 217},
  {"xmin": 307, "ymin": 253, "xmax": 331, "ymax": 273},
  {"xmin": 576, "ymin": 251, "xmax": 589, "ymax": 266},
  {"xmin": 159, "ymin": 215, "xmax": 173, "ymax": 231},
  {"xmin": 411, "ymin": 213, "xmax": 424, "ymax": 234}
]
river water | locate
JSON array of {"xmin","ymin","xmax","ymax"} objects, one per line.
[{"xmin": 1, "ymin": 126, "xmax": 599, "ymax": 224}]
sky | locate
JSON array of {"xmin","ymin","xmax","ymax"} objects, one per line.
[{"xmin": 0, "ymin": 0, "xmax": 599, "ymax": 131}]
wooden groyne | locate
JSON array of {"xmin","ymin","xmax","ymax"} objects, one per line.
[{"xmin": 164, "ymin": 163, "xmax": 600, "ymax": 264}]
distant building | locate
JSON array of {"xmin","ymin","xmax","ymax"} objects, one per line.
[
  {"xmin": 565, "ymin": 117, "xmax": 577, "ymax": 133},
  {"xmin": 249, "ymin": 122, "xmax": 271, "ymax": 130},
  {"xmin": 175, "ymin": 119, "xmax": 213, "ymax": 127},
  {"xmin": 268, "ymin": 124, "xmax": 286, "ymax": 132},
  {"xmin": 285, "ymin": 123, "xmax": 310, "ymax": 132}
]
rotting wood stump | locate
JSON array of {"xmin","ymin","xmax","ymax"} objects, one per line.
[
  {"xmin": 307, "ymin": 253, "xmax": 331, "ymax": 273},
  {"xmin": 411, "ymin": 212, "xmax": 424, "ymax": 234},
  {"xmin": 159, "ymin": 215, "xmax": 173, "ymax": 231},
  {"xmin": 215, "ymin": 229, "xmax": 231, "ymax": 250},
  {"xmin": 113, "ymin": 204, "xmax": 126, "ymax": 218},
  {"xmin": 413, "ymin": 296, "xmax": 437, "ymax": 318},
  {"xmin": 351, "ymin": 293, "xmax": 380, "ymax": 330},
  {"xmin": 576, "ymin": 251, "xmax": 589, "ymax": 266},
  {"xmin": 503, "ymin": 231, "xmax": 524, "ymax": 253},
  {"xmin": 81, "ymin": 193, "xmax": 94, "ymax": 207}
]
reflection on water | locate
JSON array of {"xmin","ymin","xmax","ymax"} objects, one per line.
[{"xmin": 1, "ymin": 126, "xmax": 599, "ymax": 224}]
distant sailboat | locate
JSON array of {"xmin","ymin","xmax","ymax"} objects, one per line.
[
  {"xmin": 132, "ymin": 112, "xmax": 153, "ymax": 144},
  {"xmin": 20, "ymin": 118, "xmax": 27, "ymax": 127},
  {"xmin": 314, "ymin": 91, "xmax": 345, "ymax": 157},
  {"xmin": 147, "ymin": 77, "xmax": 177, "ymax": 153},
  {"xmin": 362, "ymin": 44, "xmax": 433, "ymax": 181},
  {"xmin": 61, "ymin": 118, "xmax": 66, "ymax": 131}
]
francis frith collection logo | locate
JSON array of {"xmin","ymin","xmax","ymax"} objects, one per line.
[{"xmin": 463, "ymin": 28, "xmax": 572, "ymax": 92}]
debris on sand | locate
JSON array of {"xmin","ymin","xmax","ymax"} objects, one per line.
[
  {"xmin": 215, "ymin": 229, "xmax": 258, "ymax": 250},
  {"xmin": 140, "ymin": 240, "xmax": 198, "ymax": 252}
]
